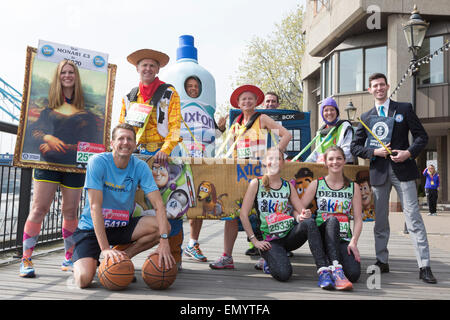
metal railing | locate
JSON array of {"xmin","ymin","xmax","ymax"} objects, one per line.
[{"xmin": 0, "ymin": 120, "xmax": 85, "ymax": 256}]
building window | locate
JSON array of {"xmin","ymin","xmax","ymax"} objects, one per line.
[
  {"xmin": 314, "ymin": 0, "xmax": 329, "ymax": 14},
  {"xmin": 365, "ymin": 46, "xmax": 387, "ymax": 89},
  {"xmin": 339, "ymin": 49, "xmax": 363, "ymax": 93},
  {"xmin": 337, "ymin": 45, "xmax": 387, "ymax": 94},
  {"xmin": 286, "ymin": 129, "xmax": 301, "ymax": 153},
  {"xmin": 418, "ymin": 36, "xmax": 444, "ymax": 85},
  {"xmin": 321, "ymin": 59, "xmax": 329, "ymax": 98},
  {"xmin": 321, "ymin": 54, "xmax": 335, "ymax": 98}
]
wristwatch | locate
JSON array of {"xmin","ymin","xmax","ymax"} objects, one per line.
[{"xmin": 160, "ymin": 233, "xmax": 169, "ymax": 239}]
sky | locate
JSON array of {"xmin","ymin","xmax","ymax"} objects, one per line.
[{"xmin": 0, "ymin": 0, "xmax": 304, "ymax": 153}]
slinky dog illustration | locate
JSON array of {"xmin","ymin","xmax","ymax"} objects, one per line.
[{"xmin": 197, "ymin": 181, "xmax": 228, "ymax": 217}]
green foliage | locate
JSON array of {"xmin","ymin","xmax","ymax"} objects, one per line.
[{"xmin": 233, "ymin": 5, "xmax": 305, "ymax": 110}]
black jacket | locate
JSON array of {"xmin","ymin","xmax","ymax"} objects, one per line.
[{"xmin": 350, "ymin": 100, "xmax": 428, "ymax": 185}]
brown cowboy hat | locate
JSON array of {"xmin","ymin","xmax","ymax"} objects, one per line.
[
  {"xmin": 127, "ymin": 49, "xmax": 170, "ymax": 68},
  {"xmin": 230, "ymin": 84, "xmax": 264, "ymax": 108}
]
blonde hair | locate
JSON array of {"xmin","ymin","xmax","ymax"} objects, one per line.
[
  {"xmin": 48, "ymin": 60, "xmax": 84, "ymax": 110},
  {"xmin": 262, "ymin": 147, "xmax": 284, "ymax": 191}
]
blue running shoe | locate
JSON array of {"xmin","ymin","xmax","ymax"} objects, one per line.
[
  {"xmin": 184, "ymin": 243, "xmax": 207, "ymax": 262},
  {"xmin": 263, "ymin": 260, "xmax": 271, "ymax": 274},
  {"xmin": 330, "ymin": 264, "xmax": 353, "ymax": 290},
  {"xmin": 20, "ymin": 257, "xmax": 36, "ymax": 278},
  {"xmin": 61, "ymin": 259, "xmax": 73, "ymax": 271},
  {"xmin": 318, "ymin": 267, "xmax": 334, "ymax": 290}
]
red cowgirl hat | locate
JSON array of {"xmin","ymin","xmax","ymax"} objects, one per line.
[{"xmin": 230, "ymin": 84, "xmax": 264, "ymax": 108}]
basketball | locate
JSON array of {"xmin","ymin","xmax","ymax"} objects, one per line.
[
  {"xmin": 142, "ymin": 253, "xmax": 177, "ymax": 290},
  {"xmin": 97, "ymin": 256, "xmax": 135, "ymax": 291}
]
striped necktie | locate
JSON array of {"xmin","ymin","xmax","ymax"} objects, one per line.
[{"xmin": 379, "ymin": 105, "xmax": 386, "ymax": 117}]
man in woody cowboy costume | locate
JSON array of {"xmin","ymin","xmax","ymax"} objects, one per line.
[
  {"xmin": 119, "ymin": 49, "xmax": 184, "ymax": 267},
  {"xmin": 119, "ymin": 48, "xmax": 181, "ymax": 164}
]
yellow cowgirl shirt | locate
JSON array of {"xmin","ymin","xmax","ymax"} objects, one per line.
[
  {"xmin": 119, "ymin": 86, "xmax": 181, "ymax": 155},
  {"xmin": 232, "ymin": 116, "xmax": 267, "ymax": 160}
]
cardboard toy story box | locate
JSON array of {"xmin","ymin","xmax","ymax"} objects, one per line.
[{"xmin": 133, "ymin": 157, "xmax": 375, "ymax": 222}]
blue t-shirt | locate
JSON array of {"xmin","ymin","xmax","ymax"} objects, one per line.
[{"xmin": 78, "ymin": 152, "xmax": 158, "ymax": 230}]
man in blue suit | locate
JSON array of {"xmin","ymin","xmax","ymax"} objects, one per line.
[{"xmin": 351, "ymin": 73, "xmax": 436, "ymax": 284}]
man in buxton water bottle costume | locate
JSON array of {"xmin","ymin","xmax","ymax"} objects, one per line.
[{"xmin": 162, "ymin": 35, "xmax": 227, "ymax": 265}]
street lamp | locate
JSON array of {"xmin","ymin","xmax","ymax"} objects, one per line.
[
  {"xmin": 402, "ymin": 5, "xmax": 429, "ymax": 113},
  {"xmin": 345, "ymin": 100, "xmax": 357, "ymax": 122}
]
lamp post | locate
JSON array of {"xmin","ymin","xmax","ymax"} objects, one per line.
[
  {"xmin": 402, "ymin": 5, "xmax": 429, "ymax": 113},
  {"xmin": 345, "ymin": 100, "xmax": 357, "ymax": 123},
  {"xmin": 401, "ymin": 5, "xmax": 429, "ymax": 234}
]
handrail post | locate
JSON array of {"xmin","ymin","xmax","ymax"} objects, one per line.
[{"xmin": 15, "ymin": 168, "xmax": 32, "ymax": 258}]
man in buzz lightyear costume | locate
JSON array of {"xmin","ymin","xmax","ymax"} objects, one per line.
[{"xmin": 133, "ymin": 160, "xmax": 196, "ymax": 268}]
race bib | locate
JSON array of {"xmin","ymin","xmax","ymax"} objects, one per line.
[
  {"xmin": 237, "ymin": 139, "xmax": 252, "ymax": 159},
  {"xmin": 321, "ymin": 212, "xmax": 350, "ymax": 239},
  {"xmin": 76, "ymin": 142, "xmax": 106, "ymax": 165},
  {"xmin": 265, "ymin": 213, "xmax": 294, "ymax": 240},
  {"xmin": 125, "ymin": 103, "xmax": 153, "ymax": 128},
  {"xmin": 186, "ymin": 142, "xmax": 205, "ymax": 158},
  {"xmin": 102, "ymin": 209, "xmax": 130, "ymax": 228}
]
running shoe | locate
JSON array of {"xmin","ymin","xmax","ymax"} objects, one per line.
[
  {"xmin": 317, "ymin": 267, "xmax": 334, "ymax": 290},
  {"xmin": 184, "ymin": 243, "xmax": 207, "ymax": 262},
  {"xmin": 330, "ymin": 264, "xmax": 353, "ymax": 291},
  {"xmin": 209, "ymin": 255, "xmax": 234, "ymax": 269},
  {"xmin": 263, "ymin": 260, "xmax": 271, "ymax": 274},
  {"xmin": 61, "ymin": 259, "xmax": 73, "ymax": 271},
  {"xmin": 254, "ymin": 257, "xmax": 265, "ymax": 270},
  {"xmin": 245, "ymin": 247, "xmax": 260, "ymax": 256},
  {"xmin": 19, "ymin": 257, "xmax": 36, "ymax": 278}
]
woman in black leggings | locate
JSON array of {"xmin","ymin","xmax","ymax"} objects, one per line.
[
  {"xmin": 239, "ymin": 148, "xmax": 334, "ymax": 289},
  {"xmin": 302, "ymin": 146, "xmax": 363, "ymax": 290}
]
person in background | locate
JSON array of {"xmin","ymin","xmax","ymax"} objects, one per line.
[
  {"xmin": 305, "ymin": 97, "xmax": 353, "ymax": 164},
  {"xmin": 263, "ymin": 92, "xmax": 280, "ymax": 109},
  {"xmin": 423, "ymin": 164, "xmax": 440, "ymax": 216}
]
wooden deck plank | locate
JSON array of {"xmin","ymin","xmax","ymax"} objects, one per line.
[{"xmin": 1, "ymin": 215, "xmax": 449, "ymax": 301}]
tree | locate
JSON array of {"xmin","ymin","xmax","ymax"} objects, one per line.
[{"xmin": 233, "ymin": 5, "xmax": 305, "ymax": 110}]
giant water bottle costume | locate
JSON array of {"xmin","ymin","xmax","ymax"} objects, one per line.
[
  {"xmin": 162, "ymin": 35, "xmax": 217, "ymax": 158},
  {"xmin": 161, "ymin": 35, "xmax": 219, "ymax": 263}
]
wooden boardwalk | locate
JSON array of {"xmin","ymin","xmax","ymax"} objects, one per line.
[{"xmin": 1, "ymin": 212, "xmax": 449, "ymax": 301}]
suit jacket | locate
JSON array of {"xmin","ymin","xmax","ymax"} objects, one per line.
[{"xmin": 350, "ymin": 100, "xmax": 428, "ymax": 186}]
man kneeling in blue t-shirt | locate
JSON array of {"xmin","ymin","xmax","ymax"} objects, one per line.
[{"xmin": 72, "ymin": 123, "xmax": 175, "ymax": 288}]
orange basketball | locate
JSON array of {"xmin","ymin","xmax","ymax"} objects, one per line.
[
  {"xmin": 97, "ymin": 256, "xmax": 135, "ymax": 291},
  {"xmin": 142, "ymin": 253, "xmax": 177, "ymax": 290}
]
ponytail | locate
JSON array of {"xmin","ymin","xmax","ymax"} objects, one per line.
[{"xmin": 262, "ymin": 174, "xmax": 270, "ymax": 191}]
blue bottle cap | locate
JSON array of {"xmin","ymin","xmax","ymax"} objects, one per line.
[{"xmin": 177, "ymin": 35, "xmax": 198, "ymax": 61}]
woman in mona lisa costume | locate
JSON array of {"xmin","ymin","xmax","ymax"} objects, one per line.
[{"xmin": 20, "ymin": 60, "xmax": 97, "ymax": 278}]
